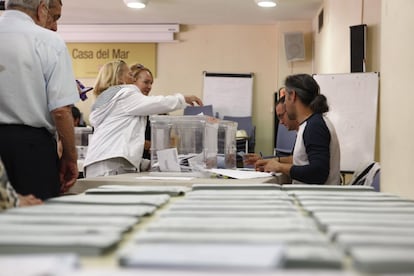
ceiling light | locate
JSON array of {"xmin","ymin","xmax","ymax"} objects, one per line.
[
  {"xmin": 254, "ymin": 0, "xmax": 277, "ymax": 8},
  {"xmin": 124, "ymin": 0, "xmax": 149, "ymax": 9}
]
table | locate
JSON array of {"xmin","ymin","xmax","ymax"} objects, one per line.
[{"xmin": 69, "ymin": 172, "xmax": 290, "ymax": 194}]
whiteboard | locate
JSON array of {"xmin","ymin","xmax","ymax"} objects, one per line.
[
  {"xmin": 313, "ymin": 72, "xmax": 379, "ymax": 172},
  {"xmin": 202, "ymin": 72, "xmax": 253, "ymax": 118}
]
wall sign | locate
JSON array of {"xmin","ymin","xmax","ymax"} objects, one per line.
[{"xmin": 66, "ymin": 43, "xmax": 156, "ymax": 78}]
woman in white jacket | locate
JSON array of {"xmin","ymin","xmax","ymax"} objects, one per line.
[{"xmin": 83, "ymin": 60, "xmax": 202, "ymax": 178}]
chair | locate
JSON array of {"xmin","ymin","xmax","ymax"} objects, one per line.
[
  {"xmin": 371, "ymin": 170, "xmax": 380, "ymax": 192},
  {"xmin": 348, "ymin": 161, "xmax": 380, "ymax": 189},
  {"xmin": 183, "ymin": 105, "xmax": 214, "ymax": 116},
  {"xmin": 275, "ymin": 124, "xmax": 297, "ymax": 157},
  {"xmin": 223, "ymin": 116, "xmax": 255, "ymax": 153}
]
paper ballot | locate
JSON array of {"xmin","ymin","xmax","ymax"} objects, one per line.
[
  {"xmin": 86, "ymin": 185, "xmax": 190, "ymax": 196},
  {"xmin": 0, "ymin": 254, "xmax": 79, "ymax": 276},
  {"xmin": 47, "ymin": 194, "xmax": 170, "ymax": 207},
  {"xmin": 206, "ymin": 168, "xmax": 274, "ymax": 179},
  {"xmin": 119, "ymin": 243, "xmax": 284, "ymax": 271}
]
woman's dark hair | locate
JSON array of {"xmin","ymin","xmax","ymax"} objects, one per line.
[{"xmin": 285, "ymin": 74, "xmax": 329, "ymax": 114}]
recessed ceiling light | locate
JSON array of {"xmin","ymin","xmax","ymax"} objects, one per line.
[
  {"xmin": 124, "ymin": 0, "xmax": 149, "ymax": 9},
  {"xmin": 255, "ymin": 0, "xmax": 277, "ymax": 8}
]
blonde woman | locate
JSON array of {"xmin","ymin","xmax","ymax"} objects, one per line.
[
  {"xmin": 84, "ymin": 60, "xmax": 202, "ymax": 177},
  {"xmin": 130, "ymin": 64, "xmax": 155, "ymax": 160},
  {"xmin": 130, "ymin": 63, "xmax": 153, "ymax": 96}
]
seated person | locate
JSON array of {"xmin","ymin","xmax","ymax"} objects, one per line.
[
  {"xmin": 255, "ymin": 74, "xmax": 341, "ymax": 185},
  {"xmin": 244, "ymin": 92, "xmax": 299, "ymax": 166}
]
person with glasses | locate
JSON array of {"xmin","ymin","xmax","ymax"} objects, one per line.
[
  {"xmin": 255, "ymin": 74, "xmax": 341, "ymax": 185},
  {"xmin": 45, "ymin": 0, "xmax": 61, "ymax": 31},
  {"xmin": 244, "ymin": 89, "xmax": 299, "ymax": 168},
  {"xmin": 275, "ymin": 90, "xmax": 300, "ymax": 132},
  {"xmin": 0, "ymin": 0, "xmax": 80, "ymax": 199},
  {"xmin": 83, "ymin": 60, "xmax": 203, "ymax": 178}
]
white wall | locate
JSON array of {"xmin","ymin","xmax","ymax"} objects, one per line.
[
  {"xmin": 313, "ymin": 0, "xmax": 381, "ymax": 74},
  {"xmin": 313, "ymin": 0, "xmax": 382, "ymax": 164},
  {"xmin": 154, "ymin": 24, "xmax": 313, "ymax": 155},
  {"xmin": 158, "ymin": 25, "xmax": 281, "ymax": 155},
  {"xmin": 78, "ymin": 23, "xmax": 314, "ymax": 156},
  {"xmin": 313, "ymin": 0, "xmax": 414, "ymax": 199},
  {"xmin": 381, "ymin": 0, "xmax": 414, "ymax": 198},
  {"xmin": 277, "ymin": 21, "xmax": 314, "ymax": 88},
  {"xmin": 313, "ymin": 0, "xmax": 363, "ymax": 73},
  {"xmin": 364, "ymin": 0, "xmax": 382, "ymax": 73},
  {"xmin": 313, "ymin": 0, "xmax": 382, "ymax": 162}
]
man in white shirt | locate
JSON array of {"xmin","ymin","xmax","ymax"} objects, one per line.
[{"xmin": 0, "ymin": 0, "xmax": 79, "ymax": 199}]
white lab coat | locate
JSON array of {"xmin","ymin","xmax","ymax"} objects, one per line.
[{"xmin": 84, "ymin": 85, "xmax": 187, "ymax": 173}]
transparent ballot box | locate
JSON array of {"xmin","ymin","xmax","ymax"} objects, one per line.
[
  {"xmin": 218, "ymin": 120, "xmax": 238, "ymax": 169},
  {"xmin": 150, "ymin": 115, "xmax": 219, "ymax": 172}
]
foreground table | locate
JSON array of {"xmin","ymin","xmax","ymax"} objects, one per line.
[{"xmin": 69, "ymin": 172, "xmax": 289, "ymax": 194}]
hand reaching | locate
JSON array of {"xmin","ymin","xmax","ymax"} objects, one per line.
[{"xmin": 184, "ymin": 95, "xmax": 203, "ymax": 106}]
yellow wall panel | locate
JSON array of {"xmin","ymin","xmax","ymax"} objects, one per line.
[{"xmin": 66, "ymin": 43, "xmax": 156, "ymax": 78}]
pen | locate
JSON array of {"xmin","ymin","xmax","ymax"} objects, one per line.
[{"xmin": 260, "ymin": 152, "xmax": 263, "ymax": 158}]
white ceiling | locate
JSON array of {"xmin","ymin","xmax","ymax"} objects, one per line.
[{"xmin": 57, "ymin": 0, "xmax": 323, "ymax": 25}]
